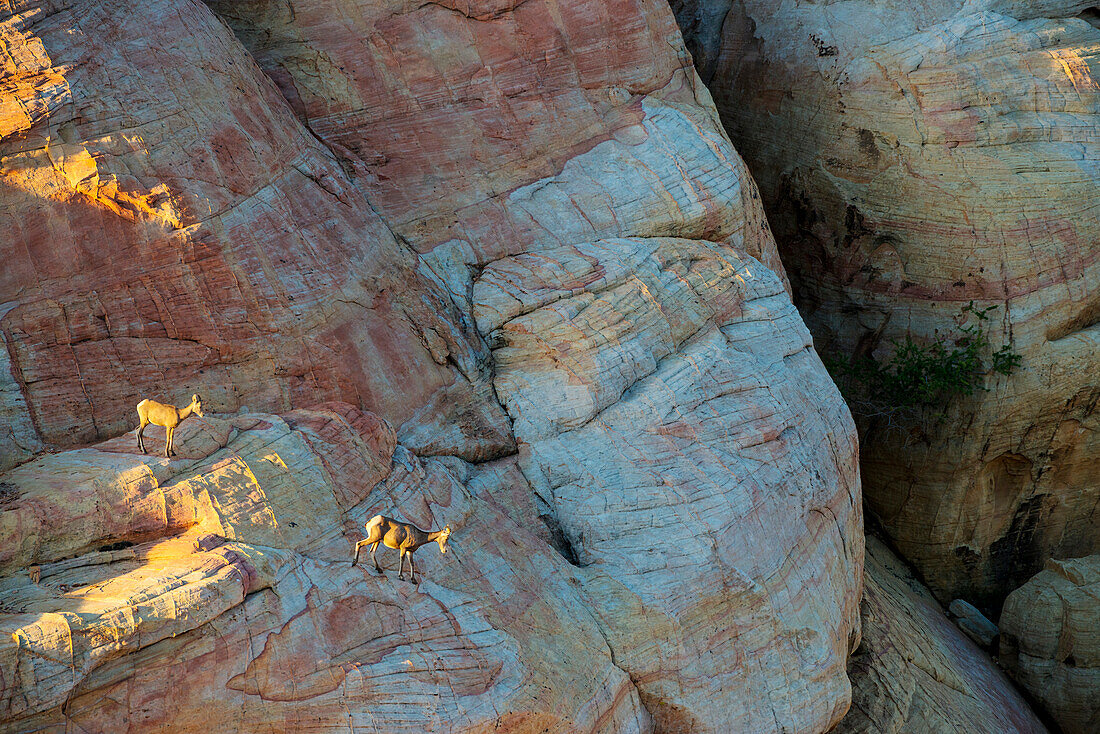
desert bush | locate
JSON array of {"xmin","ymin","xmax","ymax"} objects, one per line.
[{"xmin": 826, "ymin": 303, "xmax": 1022, "ymax": 431}]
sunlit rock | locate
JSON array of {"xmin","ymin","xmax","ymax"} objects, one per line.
[
  {"xmin": 0, "ymin": 405, "xmax": 652, "ymax": 731},
  {"xmin": 0, "ymin": 0, "xmax": 863, "ymax": 730}
]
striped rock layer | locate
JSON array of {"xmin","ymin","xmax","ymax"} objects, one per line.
[
  {"xmin": 685, "ymin": 0, "xmax": 1100, "ymax": 609},
  {"xmin": 0, "ymin": 0, "xmax": 862, "ymax": 732}
]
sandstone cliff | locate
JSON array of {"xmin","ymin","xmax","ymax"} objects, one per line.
[
  {"xmin": 0, "ymin": 406, "xmax": 654, "ymax": 731},
  {"xmin": 687, "ymin": 0, "xmax": 1100, "ymax": 610},
  {"xmin": 0, "ymin": 398, "xmax": 860, "ymax": 732},
  {"xmin": 0, "ymin": 0, "xmax": 863, "ymax": 730}
]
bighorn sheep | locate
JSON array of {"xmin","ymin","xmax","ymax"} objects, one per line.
[
  {"xmin": 136, "ymin": 394, "xmax": 204, "ymax": 458},
  {"xmin": 353, "ymin": 515, "xmax": 451, "ymax": 583}
]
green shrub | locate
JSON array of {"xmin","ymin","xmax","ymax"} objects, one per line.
[{"xmin": 825, "ymin": 303, "xmax": 1022, "ymax": 421}]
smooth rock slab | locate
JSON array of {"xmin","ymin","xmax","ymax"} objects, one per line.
[
  {"xmin": 834, "ymin": 536, "xmax": 1048, "ymax": 734},
  {"xmin": 476, "ymin": 237, "xmax": 863, "ymax": 733}
]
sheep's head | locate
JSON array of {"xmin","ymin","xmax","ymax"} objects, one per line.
[
  {"xmin": 191, "ymin": 394, "xmax": 205, "ymax": 418},
  {"xmin": 437, "ymin": 525, "xmax": 452, "ymax": 554}
]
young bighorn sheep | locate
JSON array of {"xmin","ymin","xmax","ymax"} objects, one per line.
[
  {"xmin": 136, "ymin": 394, "xmax": 204, "ymax": 458},
  {"xmin": 353, "ymin": 515, "xmax": 451, "ymax": 583}
]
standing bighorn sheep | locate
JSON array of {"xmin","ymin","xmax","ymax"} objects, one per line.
[
  {"xmin": 353, "ymin": 515, "xmax": 451, "ymax": 583},
  {"xmin": 136, "ymin": 394, "xmax": 204, "ymax": 458}
]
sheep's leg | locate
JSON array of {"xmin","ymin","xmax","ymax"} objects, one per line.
[
  {"xmin": 165, "ymin": 426, "xmax": 174, "ymax": 458},
  {"xmin": 370, "ymin": 542, "xmax": 383, "ymax": 574},
  {"xmin": 407, "ymin": 552, "xmax": 417, "ymax": 584},
  {"xmin": 138, "ymin": 420, "xmax": 148, "ymax": 454},
  {"xmin": 352, "ymin": 539, "xmax": 371, "ymax": 566},
  {"xmin": 397, "ymin": 549, "xmax": 408, "ymax": 580}
]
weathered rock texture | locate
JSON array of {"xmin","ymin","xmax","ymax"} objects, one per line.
[
  {"xmin": 475, "ymin": 236, "xmax": 861, "ymax": 730},
  {"xmin": 834, "ymin": 536, "xmax": 1048, "ymax": 734},
  {"xmin": 686, "ymin": 0, "xmax": 1100, "ymax": 609},
  {"xmin": 0, "ymin": 0, "xmax": 863, "ymax": 731},
  {"xmin": 0, "ymin": 0, "xmax": 509, "ymax": 466},
  {"xmin": 0, "ymin": 403, "xmax": 858, "ymax": 732},
  {"xmin": 1000, "ymin": 555, "xmax": 1100, "ymax": 734},
  {"xmin": 0, "ymin": 406, "xmax": 653, "ymax": 731}
]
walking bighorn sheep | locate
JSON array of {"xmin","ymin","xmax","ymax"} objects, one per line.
[
  {"xmin": 353, "ymin": 515, "xmax": 452, "ymax": 583},
  {"xmin": 136, "ymin": 394, "xmax": 204, "ymax": 458}
]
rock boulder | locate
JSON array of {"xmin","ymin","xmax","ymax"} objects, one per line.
[{"xmin": 1000, "ymin": 555, "xmax": 1100, "ymax": 734}]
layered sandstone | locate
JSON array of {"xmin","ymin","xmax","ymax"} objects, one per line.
[
  {"xmin": 0, "ymin": 401, "xmax": 860, "ymax": 732},
  {"xmin": 1000, "ymin": 555, "xmax": 1100, "ymax": 734},
  {"xmin": 0, "ymin": 406, "xmax": 652, "ymax": 731},
  {"xmin": 690, "ymin": 0, "xmax": 1100, "ymax": 608},
  {"xmin": 0, "ymin": 0, "xmax": 504, "ymax": 464},
  {"xmin": 475, "ymin": 236, "xmax": 861, "ymax": 730},
  {"xmin": 834, "ymin": 537, "xmax": 1048, "ymax": 734},
  {"xmin": 0, "ymin": 0, "xmax": 863, "ymax": 730}
]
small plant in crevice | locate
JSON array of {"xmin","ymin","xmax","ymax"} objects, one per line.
[{"xmin": 825, "ymin": 303, "xmax": 1022, "ymax": 434}]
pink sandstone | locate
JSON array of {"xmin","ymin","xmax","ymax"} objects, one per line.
[{"xmin": 0, "ymin": 0, "xmax": 863, "ymax": 730}]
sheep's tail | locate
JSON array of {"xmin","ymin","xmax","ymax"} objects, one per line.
[
  {"xmin": 136, "ymin": 398, "xmax": 149, "ymax": 413},
  {"xmin": 365, "ymin": 515, "xmax": 383, "ymax": 533}
]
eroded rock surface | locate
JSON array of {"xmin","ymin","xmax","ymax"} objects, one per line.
[
  {"xmin": 1000, "ymin": 555, "xmax": 1100, "ymax": 734},
  {"xmin": 0, "ymin": 405, "xmax": 653, "ymax": 732},
  {"xmin": 0, "ymin": 0, "xmax": 863, "ymax": 731},
  {"xmin": 834, "ymin": 536, "xmax": 1048, "ymax": 734},
  {"xmin": 689, "ymin": 0, "xmax": 1100, "ymax": 608},
  {"xmin": 0, "ymin": 400, "xmax": 859, "ymax": 733},
  {"xmin": 475, "ymin": 236, "xmax": 862, "ymax": 730},
  {"xmin": 0, "ymin": 0, "xmax": 506, "ymax": 463}
]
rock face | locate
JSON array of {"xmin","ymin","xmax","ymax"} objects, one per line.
[
  {"xmin": 687, "ymin": 0, "xmax": 1100, "ymax": 609},
  {"xmin": 0, "ymin": 0, "xmax": 863, "ymax": 731},
  {"xmin": 834, "ymin": 536, "xmax": 1048, "ymax": 734},
  {"xmin": 0, "ymin": 406, "xmax": 653, "ymax": 731},
  {"xmin": 0, "ymin": 0, "xmax": 507, "ymax": 466},
  {"xmin": 475, "ymin": 236, "xmax": 861, "ymax": 730},
  {"xmin": 1000, "ymin": 555, "xmax": 1100, "ymax": 734},
  {"xmin": 0, "ymin": 404, "xmax": 858, "ymax": 732}
]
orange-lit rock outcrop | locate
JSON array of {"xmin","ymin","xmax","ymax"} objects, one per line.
[
  {"xmin": 0, "ymin": 0, "xmax": 863, "ymax": 731},
  {"xmin": 0, "ymin": 401, "xmax": 860, "ymax": 732},
  {"xmin": 689, "ymin": 0, "xmax": 1100, "ymax": 609},
  {"xmin": 0, "ymin": 406, "xmax": 652, "ymax": 731}
]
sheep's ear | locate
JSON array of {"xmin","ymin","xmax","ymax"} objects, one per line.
[{"xmin": 192, "ymin": 394, "xmax": 200, "ymax": 402}]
